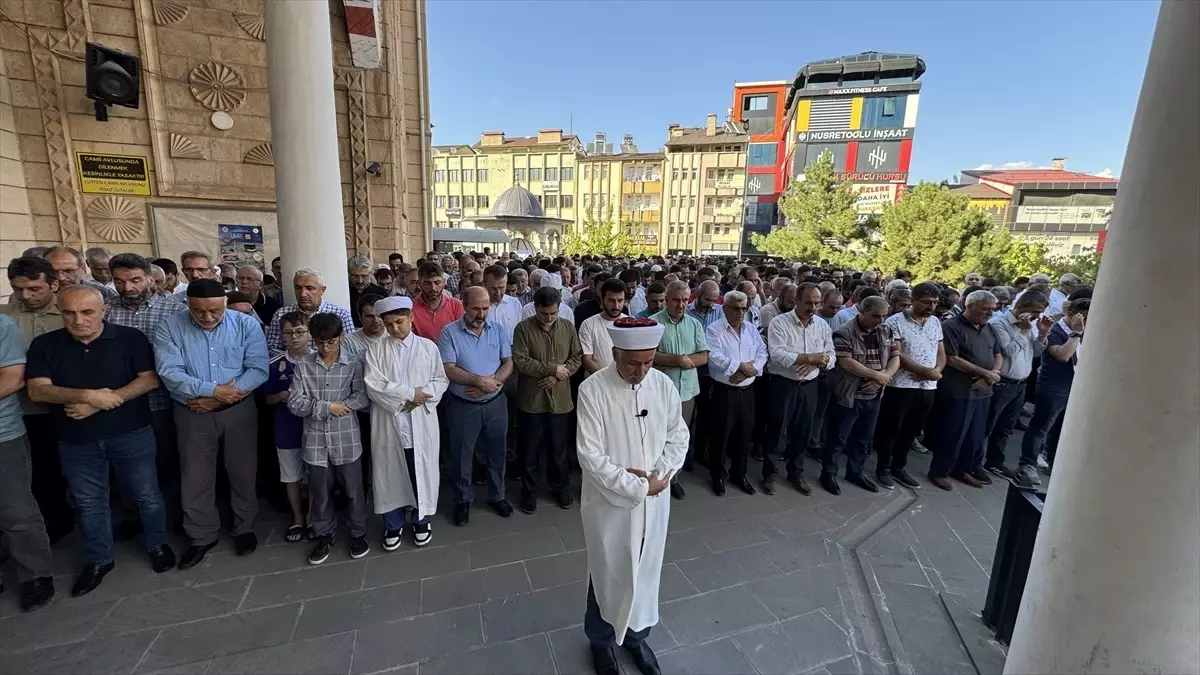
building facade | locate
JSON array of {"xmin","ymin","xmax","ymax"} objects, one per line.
[
  {"xmin": 576, "ymin": 150, "xmax": 664, "ymax": 252},
  {"xmin": 661, "ymin": 115, "xmax": 747, "ymax": 256},
  {"xmin": 0, "ymin": 0, "xmax": 431, "ymax": 294},
  {"xmin": 731, "ymin": 81, "xmax": 789, "ymax": 256}
]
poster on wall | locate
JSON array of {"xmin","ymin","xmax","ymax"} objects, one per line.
[
  {"xmin": 75, "ymin": 152, "xmax": 152, "ymax": 196},
  {"xmin": 218, "ymin": 224, "xmax": 265, "ymax": 271}
]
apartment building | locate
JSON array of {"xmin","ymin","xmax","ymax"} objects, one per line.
[
  {"xmin": 576, "ymin": 150, "xmax": 665, "ymax": 251},
  {"xmin": 661, "ymin": 115, "xmax": 748, "ymax": 255}
]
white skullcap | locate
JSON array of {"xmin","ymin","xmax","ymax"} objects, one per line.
[
  {"xmin": 543, "ymin": 274, "xmax": 562, "ymax": 289},
  {"xmin": 606, "ymin": 319, "xmax": 665, "ymax": 351},
  {"xmin": 375, "ymin": 296, "xmax": 412, "ymax": 314},
  {"xmin": 650, "ymin": 265, "xmax": 663, "ymax": 272}
]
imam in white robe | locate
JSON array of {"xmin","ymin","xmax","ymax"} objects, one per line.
[
  {"xmin": 576, "ymin": 363, "xmax": 689, "ymax": 645},
  {"xmin": 363, "ymin": 331, "xmax": 448, "ymax": 520}
]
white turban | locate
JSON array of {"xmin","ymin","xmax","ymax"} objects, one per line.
[
  {"xmin": 375, "ymin": 296, "xmax": 412, "ymax": 314},
  {"xmin": 606, "ymin": 320, "xmax": 664, "ymax": 351}
]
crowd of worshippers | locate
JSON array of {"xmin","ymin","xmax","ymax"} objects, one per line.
[{"xmin": 0, "ymin": 244, "xmax": 1089, "ymax": 616}]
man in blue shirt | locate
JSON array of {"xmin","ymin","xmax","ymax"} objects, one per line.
[
  {"xmin": 154, "ymin": 279, "xmax": 269, "ymax": 569},
  {"xmin": 438, "ymin": 286, "xmax": 513, "ymax": 526}
]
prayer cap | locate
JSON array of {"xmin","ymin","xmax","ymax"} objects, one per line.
[
  {"xmin": 187, "ymin": 279, "xmax": 226, "ymax": 298},
  {"xmin": 543, "ymin": 274, "xmax": 562, "ymax": 289},
  {"xmin": 650, "ymin": 265, "xmax": 663, "ymax": 272},
  {"xmin": 607, "ymin": 317, "xmax": 664, "ymax": 351},
  {"xmin": 375, "ymin": 296, "xmax": 412, "ymax": 315}
]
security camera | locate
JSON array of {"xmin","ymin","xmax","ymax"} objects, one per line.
[{"xmin": 365, "ymin": 162, "xmax": 382, "ymax": 176}]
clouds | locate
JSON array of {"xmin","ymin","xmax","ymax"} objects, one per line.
[
  {"xmin": 974, "ymin": 161, "xmax": 1037, "ymax": 170},
  {"xmin": 1094, "ymin": 168, "xmax": 1114, "ymax": 178}
]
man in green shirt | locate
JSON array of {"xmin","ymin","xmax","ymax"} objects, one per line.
[{"xmin": 651, "ymin": 281, "xmax": 708, "ymax": 500}]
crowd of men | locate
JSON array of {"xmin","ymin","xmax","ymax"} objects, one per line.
[{"xmin": 0, "ymin": 243, "xmax": 1088, "ymax": 674}]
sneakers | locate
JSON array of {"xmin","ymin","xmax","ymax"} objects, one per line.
[
  {"xmin": 350, "ymin": 536, "xmax": 370, "ymax": 559},
  {"xmin": 986, "ymin": 464, "xmax": 1019, "ymax": 483},
  {"xmin": 413, "ymin": 523, "xmax": 433, "ymax": 547},
  {"xmin": 1017, "ymin": 464, "xmax": 1042, "ymax": 486},
  {"xmin": 893, "ymin": 469, "xmax": 921, "ymax": 489},
  {"xmin": 876, "ymin": 470, "xmax": 895, "ymax": 490},
  {"xmin": 309, "ymin": 535, "xmax": 334, "ymax": 565},
  {"xmin": 911, "ymin": 438, "xmax": 929, "ymax": 454},
  {"xmin": 1036, "ymin": 452, "xmax": 1050, "ymax": 469},
  {"xmin": 382, "ymin": 528, "xmax": 403, "ymax": 552}
]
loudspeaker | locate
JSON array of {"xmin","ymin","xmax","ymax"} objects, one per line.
[{"xmin": 85, "ymin": 42, "xmax": 140, "ymax": 120}]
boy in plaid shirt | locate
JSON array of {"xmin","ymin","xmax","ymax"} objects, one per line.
[{"xmin": 288, "ymin": 313, "xmax": 370, "ymax": 565}]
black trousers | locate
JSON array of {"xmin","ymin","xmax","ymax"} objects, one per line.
[
  {"xmin": 23, "ymin": 413, "xmax": 74, "ymax": 542},
  {"xmin": 809, "ymin": 374, "xmax": 831, "ymax": 451},
  {"xmin": 750, "ymin": 373, "xmax": 773, "ymax": 452},
  {"xmin": 873, "ymin": 388, "xmax": 935, "ymax": 474},
  {"xmin": 708, "ymin": 382, "xmax": 755, "ymax": 483},
  {"xmin": 518, "ymin": 411, "xmax": 571, "ymax": 498},
  {"xmin": 690, "ymin": 375, "xmax": 714, "ymax": 468},
  {"xmin": 762, "ymin": 377, "xmax": 819, "ymax": 479}
]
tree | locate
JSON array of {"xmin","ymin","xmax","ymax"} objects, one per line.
[
  {"xmin": 561, "ymin": 201, "xmax": 648, "ymax": 257},
  {"xmin": 751, "ymin": 151, "xmax": 865, "ymax": 265}
]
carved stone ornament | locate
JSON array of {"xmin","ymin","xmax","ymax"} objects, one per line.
[
  {"xmin": 86, "ymin": 196, "xmax": 146, "ymax": 243},
  {"xmin": 189, "ymin": 62, "xmax": 247, "ymax": 112},
  {"xmin": 235, "ymin": 14, "xmax": 266, "ymax": 40},
  {"xmin": 153, "ymin": 1, "xmax": 189, "ymax": 26},
  {"xmin": 243, "ymin": 142, "xmax": 273, "ymax": 165},
  {"xmin": 169, "ymin": 133, "xmax": 207, "ymax": 159}
]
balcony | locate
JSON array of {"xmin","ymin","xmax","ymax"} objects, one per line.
[{"xmin": 623, "ymin": 180, "xmax": 662, "ymax": 194}]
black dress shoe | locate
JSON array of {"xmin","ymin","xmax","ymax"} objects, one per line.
[
  {"xmin": 819, "ymin": 473, "xmax": 841, "ymax": 495},
  {"xmin": 845, "ymin": 473, "xmax": 879, "ymax": 493},
  {"xmin": 453, "ymin": 502, "xmax": 470, "ymax": 526},
  {"xmin": 178, "ymin": 540, "xmax": 218, "ymax": 570},
  {"xmin": 732, "ymin": 476, "xmax": 756, "ymax": 495},
  {"xmin": 669, "ymin": 480, "xmax": 685, "ymax": 500},
  {"xmin": 71, "ymin": 561, "xmax": 115, "ymax": 597},
  {"xmin": 711, "ymin": 478, "xmax": 726, "ymax": 496},
  {"xmin": 624, "ymin": 640, "xmax": 662, "ymax": 675},
  {"xmin": 20, "ymin": 577, "xmax": 54, "ymax": 612},
  {"xmin": 590, "ymin": 645, "xmax": 620, "ymax": 675},
  {"xmin": 519, "ymin": 493, "xmax": 538, "ymax": 514},
  {"xmin": 234, "ymin": 532, "xmax": 258, "ymax": 556},
  {"xmin": 554, "ymin": 490, "xmax": 574, "ymax": 509},
  {"xmin": 149, "ymin": 544, "xmax": 176, "ymax": 573},
  {"xmin": 489, "ymin": 500, "xmax": 514, "ymax": 518}
]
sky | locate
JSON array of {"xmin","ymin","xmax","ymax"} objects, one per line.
[{"xmin": 426, "ymin": 1, "xmax": 1159, "ymax": 183}]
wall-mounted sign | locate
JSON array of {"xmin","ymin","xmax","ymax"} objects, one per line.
[
  {"xmin": 75, "ymin": 151, "xmax": 151, "ymax": 196},
  {"xmin": 797, "ymin": 128, "xmax": 914, "ymax": 143},
  {"xmin": 851, "ymin": 183, "xmax": 901, "ymax": 214},
  {"xmin": 218, "ymin": 224, "xmax": 264, "ymax": 270},
  {"xmin": 542, "ymin": 180, "xmax": 559, "ymax": 191},
  {"xmin": 837, "ymin": 172, "xmax": 907, "ymax": 182},
  {"xmin": 445, "ymin": 207, "xmax": 462, "ymax": 218},
  {"xmin": 793, "ymin": 82, "xmax": 921, "ymax": 99},
  {"xmin": 633, "ymin": 234, "xmax": 659, "ymax": 247},
  {"xmin": 745, "ymin": 173, "xmax": 776, "ymax": 195},
  {"xmin": 1014, "ymin": 205, "xmax": 1113, "ymax": 225}
]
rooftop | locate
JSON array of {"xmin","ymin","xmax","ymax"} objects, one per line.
[
  {"xmin": 472, "ymin": 134, "xmax": 579, "ymax": 149},
  {"xmin": 949, "ymin": 183, "xmax": 1012, "ymax": 199},
  {"xmin": 579, "ymin": 152, "xmax": 665, "ymax": 162},
  {"xmin": 664, "ymin": 127, "xmax": 748, "ymax": 148},
  {"xmin": 962, "ymin": 169, "xmax": 1119, "ymax": 186}
]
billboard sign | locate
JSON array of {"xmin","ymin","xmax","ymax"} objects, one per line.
[
  {"xmin": 744, "ymin": 173, "xmax": 776, "ymax": 195},
  {"xmin": 837, "ymin": 171, "xmax": 908, "ymax": 182},
  {"xmin": 797, "ymin": 128, "xmax": 914, "ymax": 143},
  {"xmin": 851, "ymin": 183, "xmax": 901, "ymax": 214}
]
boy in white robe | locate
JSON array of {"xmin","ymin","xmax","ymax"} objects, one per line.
[
  {"xmin": 363, "ymin": 296, "xmax": 448, "ymax": 551},
  {"xmin": 576, "ymin": 317, "xmax": 689, "ymax": 675}
]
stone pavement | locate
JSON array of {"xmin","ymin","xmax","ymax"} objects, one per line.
[{"xmin": 0, "ymin": 448, "xmax": 1017, "ymax": 675}]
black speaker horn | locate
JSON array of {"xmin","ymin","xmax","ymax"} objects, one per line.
[{"xmin": 85, "ymin": 42, "xmax": 140, "ymax": 121}]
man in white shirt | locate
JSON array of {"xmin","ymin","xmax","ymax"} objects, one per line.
[
  {"xmin": 579, "ymin": 279, "xmax": 628, "ymax": 375},
  {"xmin": 1046, "ymin": 274, "xmax": 1079, "ymax": 316},
  {"xmin": 484, "ymin": 265, "xmax": 523, "ymax": 346},
  {"xmin": 705, "ymin": 290, "xmax": 766, "ymax": 496},
  {"xmin": 737, "ymin": 280, "xmax": 762, "ymax": 329},
  {"xmin": 761, "ymin": 283, "xmax": 835, "ymax": 495}
]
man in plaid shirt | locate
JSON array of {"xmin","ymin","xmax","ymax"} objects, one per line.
[
  {"xmin": 265, "ymin": 268, "xmax": 354, "ymax": 352},
  {"xmin": 105, "ymin": 253, "xmax": 188, "ymax": 528},
  {"xmin": 287, "ymin": 313, "xmax": 370, "ymax": 565}
]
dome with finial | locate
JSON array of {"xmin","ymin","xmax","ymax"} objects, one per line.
[{"xmin": 490, "ymin": 185, "xmax": 544, "ymax": 218}]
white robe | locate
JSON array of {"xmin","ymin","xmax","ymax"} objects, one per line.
[
  {"xmin": 576, "ymin": 364, "xmax": 689, "ymax": 644},
  {"xmin": 363, "ymin": 332, "xmax": 448, "ymax": 519}
]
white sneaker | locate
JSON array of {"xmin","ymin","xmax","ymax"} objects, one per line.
[
  {"xmin": 413, "ymin": 526, "xmax": 433, "ymax": 548},
  {"xmin": 1036, "ymin": 453, "xmax": 1050, "ymax": 469},
  {"xmin": 1018, "ymin": 465, "xmax": 1042, "ymax": 486},
  {"xmin": 382, "ymin": 528, "xmax": 403, "ymax": 552}
]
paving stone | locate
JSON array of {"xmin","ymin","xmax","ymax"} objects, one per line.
[
  {"xmin": 241, "ymin": 560, "xmax": 366, "ymax": 609},
  {"xmin": 878, "ymin": 580, "xmax": 975, "ymax": 673},
  {"xmin": 763, "ymin": 506, "xmax": 845, "ymax": 538},
  {"xmin": 745, "ymin": 563, "xmax": 844, "ymax": 620},
  {"xmin": 659, "ymin": 563, "xmax": 699, "ymax": 603},
  {"xmin": 140, "ymin": 661, "xmax": 212, "ymax": 675},
  {"xmin": 663, "ymin": 531, "xmax": 712, "ymax": 563},
  {"xmin": 482, "ymin": 561, "xmax": 533, "ymax": 598},
  {"xmin": 468, "ymin": 526, "xmax": 564, "ymax": 569},
  {"xmin": 689, "ymin": 516, "xmax": 783, "ymax": 553},
  {"xmin": 676, "ymin": 545, "xmax": 779, "ymax": 593},
  {"xmin": 866, "ymin": 555, "xmax": 932, "ymax": 588},
  {"xmin": 293, "ymin": 580, "xmax": 421, "ymax": 640},
  {"xmin": 45, "ymin": 563, "xmax": 191, "ymax": 605},
  {"xmin": 757, "ymin": 533, "xmax": 832, "ymax": 573},
  {"xmin": 656, "ymin": 636, "xmax": 758, "ymax": 674},
  {"xmin": 422, "ymin": 633, "xmax": 557, "ymax": 674},
  {"xmin": 3, "ymin": 629, "xmax": 158, "ymax": 674},
  {"xmin": 733, "ymin": 609, "xmax": 852, "ymax": 674},
  {"xmin": 421, "ymin": 568, "xmax": 493, "ymax": 613},
  {"xmin": 548, "ymin": 625, "xmax": 614, "ymax": 675},
  {"xmin": 205, "ymin": 630, "xmax": 356, "ymax": 674},
  {"xmin": 188, "ymin": 545, "xmax": 311, "ymax": 584},
  {"xmin": 0, "ymin": 597, "xmax": 115, "ymax": 653},
  {"xmin": 556, "ymin": 521, "xmax": 587, "ymax": 552},
  {"xmin": 659, "ymin": 586, "xmax": 776, "ymax": 645},
  {"xmin": 138, "ymin": 603, "xmax": 301, "ymax": 671},
  {"xmin": 361, "ymin": 543, "xmax": 471, "ymax": 588},
  {"xmin": 481, "ymin": 581, "xmax": 586, "ymax": 643},
  {"xmin": 351, "ymin": 606, "xmax": 483, "ymax": 674},
  {"xmin": 98, "ymin": 578, "xmax": 249, "ymax": 636},
  {"xmin": 524, "ymin": 549, "xmax": 588, "ymax": 590}
]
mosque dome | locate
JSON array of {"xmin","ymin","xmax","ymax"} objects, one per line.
[{"xmin": 490, "ymin": 185, "xmax": 545, "ymax": 218}]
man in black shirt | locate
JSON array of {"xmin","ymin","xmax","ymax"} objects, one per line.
[
  {"xmin": 573, "ymin": 271, "xmax": 612, "ymax": 330},
  {"xmin": 26, "ymin": 285, "xmax": 175, "ymax": 597}
]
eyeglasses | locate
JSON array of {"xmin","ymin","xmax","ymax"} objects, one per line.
[{"xmin": 282, "ymin": 328, "xmax": 309, "ymax": 337}]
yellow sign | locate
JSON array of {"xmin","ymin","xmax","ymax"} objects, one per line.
[{"xmin": 75, "ymin": 151, "xmax": 151, "ymax": 196}]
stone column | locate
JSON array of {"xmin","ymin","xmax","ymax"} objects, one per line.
[
  {"xmin": 1004, "ymin": 2, "xmax": 1200, "ymax": 673},
  {"xmin": 264, "ymin": 0, "xmax": 350, "ymax": 308}
]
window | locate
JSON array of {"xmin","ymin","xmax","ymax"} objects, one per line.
[
  {"xmin": 562, "ymin": 194, "xmax": 574, "ymax": 208},
  {"xmin": 561, "ymin": 166, "xmax": 573, "ymax": 180},
  {"xmin": 463, "ymin": 195, "xmax": 475, "ymax": 208},
  {"xmin": 530, "ymin": 167, "xmax": 542, "ymax": 181},
  {"xmin": 583, "ymin": 165, "xmax": 591, "ymax": 180},
  {"xmin": 583, "ymin": 193, "xmax": 593, "ymax": 208},
  {"xmin": 478, "ymin": 195, "xmax": 489, "ymax": 208},
  {"xmin": 744, "ymin": 95, "xmax": 768, "ymax": 111},
  {"xmin": 672, "ymin": 168, "xmax": 679, "ymax": 180},
  {"xmin": 706, "ymin": 168, "xmax": 716, "ymax": 179},
  {"xmin": 748, "ymin": 143, "xmax": 778, "ymax": 167},
  {"xmin": 435, "ymin": 196, "xmax": 446, "ymax": 208},
  {"xmin": 601, "ymin": 165, "xmax": 609, "ymax": 178},
  {"xmin": 545, "ymin": 167, "xmax": 558, "ymax": 181},
  {"xmin": 689, "ymin": 196, "xmax": 696, "ymax": 207},
  {"xmin": 462, "ymin": 169, "xmax": 474, "ymax": 182},
  {"xmin": 515, "ymin": 168, "xmax": 527, "ymax": 181},
  {"xmin": 448, "ymin": 196, "xmax": 460, "ymax": 208},
  {"xmin": 688, "ymin": 226, "xmax": 694, "ymax": 234},
  {"xmin": 544, "ymin": 194, "xmax": 559, "ymax": 208},
  {"xmin": 704, "ymin": 224, "xmax": 712, "ymax": 234},
  {"xmin": 882, "ymin": 97, "xmax": 897, "ymax": 117},
  {"xmin": 477, "ymin": 169, "xmax": 488, "ymax": 182},
  {"xmin": 1071, "ymin": 244, "xmax": 1082, "ymax": 256},
  {"xmin": 434, "ymin": 170, "xmax": 445, "ymax": 182},
  {"xmin": 723, "ymin": 226, "xmax": 730, "ymax": 235},
  {"xmin": 447, "ymin": 170, "xmax": 458, "ymax": 182}
]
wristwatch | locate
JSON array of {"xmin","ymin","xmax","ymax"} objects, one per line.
[{"xmin": 1069, "ymin": 332, "xmax": 1083, "ymax": 339}]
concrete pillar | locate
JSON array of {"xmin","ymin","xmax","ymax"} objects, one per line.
[
  {"xmin": 264, "ymin": 0, "xmax": 350, "ymax": 308},
  {"xmin": 1004, "ymin": 2, "xmax": 1200, "ymax": 673}
]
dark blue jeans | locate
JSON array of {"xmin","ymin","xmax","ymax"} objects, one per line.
[
  {"xmin": 928, "ymin": 397, "xmax": 990, "ymax": 478},
  {"xmin": 57, "ymin": 425, "xmax": 167, "ymax": 565},
  {"xmin": 822, "ymin": 396, "xmax": 882, "ymax": 478},
  {"xmin": 985, "ymin": 378, "xmax": 1027, "ymax": 468},
  {"xmin": 584, "ymin": 580, "xmax": 649, "ymax": 649},
  {"xmin": 1020, "ymin": 391, "xmax": 1070, "ymax": 468},
  {"xmin": 447, "ymin": 393, "xmax": 508, "ymax": 505}
]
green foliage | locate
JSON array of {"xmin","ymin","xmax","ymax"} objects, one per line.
[
  {"xmin": 562, "ymin": 201, "xmax": 647, "ymax": 258},
  {"xmin": 751, "ymin": 152, "xmax": 865, "ymax": 265}
]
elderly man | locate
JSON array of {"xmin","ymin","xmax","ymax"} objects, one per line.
[
  {"xmin": 265, "ymin": 269, "xmax": 355, "ymax": 351},
  {"xmin": 411, "ymin": 262, "xmax": 464, "ymax": 340},
  {"xmin": 154, "ymin": 279, "xmax": 269, "ymax": 568},
  {"xmin": 831, "ymin": 286, "xmax": 881, "ymax": 331},
  {"xmin": 234, "ymin": 265, "xmax": 281, "ymax": 324},
  {"xmin": 457, "ymin": 258, "xmax": 481, "ymax": 298},
  {"xmin": 580, "ymin": 278, "xmax": 630, "ymax": 376},
  {"xmin": 397, "ymin": 264, "xmax": 418, "ymax": 298},
  {"xmin": 964, "ymin": 272, "xmax": 982, "ymax": 289},
  {"xmin": 150, "ymin": 264, "xmax": 170, "ymax": 296},
  {"xmin": 438, "ymin": 286, "xmax": 513, "ymax": 525},
  {"xmin": 927, "ymin": 290, "xmax": 1003, "ymax": 491},
  {"xmin": 650, "ymin": 281, "xmax": 708, "ymax": 500},
  {"xmin": 822, "ymin": 296, "xmax": 900, "ymax": 495},
  {"xmin": 577, "ymin": 317, "xmax": 688, "ymax": 675},
  {"xmin": 705, "ymin": 290, "xmax": 766, "ymax": 496},
  {"xmin": 512, "ymin": 268, "xmax": 531, "ymax": 305},
  {"xmin": 990, "ymin": 286, "xmax": 1012, "ymax": 315},
  {"xmin": 512, "ymin": 287, "xmax": 582, "ymax": 513},
  {"xmin": 1047, "ymin": 273, "xmax": 1079, "ymax": 316},
  {"xmin": 873, "ymin": 283, "xmax": 945, "ymax": 489},
  {"xmin": 348, "ymin": 255, "xmax": 387, "ymax": 328},
  {"xmin": 364, "ymin": 296, "xmax": 448, "ymax": 550},
  {"xmin": 736, "ymin": 280, "xmax": 761, "ymax": 328},
  {"xmin": 169, "ymin": 250, "xmax": 217, "ymax": 299},
  {"xmin": 27, "ymin": 285, "xmax": 174, "ymax": 596},
  {"xmin": 43, "ymin": 246, "xmax": 116, "ymax": 301},
  {"xmin": 984, "ymin": 290, "xmax": 1053, "ymax": 483},
  {"xmin": 1012, "ymin": 273, "xmax": 1051, "ymax": 306},
  {"xmin": 763, "ymin": 283, "xmax": 835, "ymax": 495},
  {"xmin": 84, "ymin": 248, "xmax": 114, "ymax": 289},
  {"xmin": 106, "ymin": 254, "xmax": 189, "ymax": 527}
]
